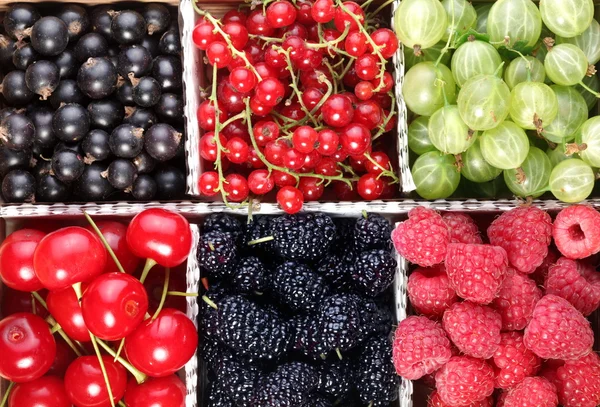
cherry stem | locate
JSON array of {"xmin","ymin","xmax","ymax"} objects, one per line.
[
  {"xmin": 118, "ymin": 401, "xmax": 127, "ymax": 407},
  {"xmin": 114, "ymin": 338, "xmax": 125, "ymax": 363},
  {"xmin": 140, "ymin": 258, "xmax": 158, "ymax": 284},
  {"xmin": 50, "ymin": 324, "xmax": 61, "ymax": 334},
  {"xmin": 97, "ymin": 340, "xmax": 148, "ymax": 385},
  {"xmin": 202, "ymin": 295, "xmax": 218, "ymax": 310},
  {"xmin": 335, "ymin": 348, "xmax": 343, "ymax": 360},
  {"xmin": 167, "ymin": 291, "xmax": 198, "ymax": 297},
  {"xmin": 90, "ymin": 335, "xmax": 116, "ymax": 407},
  {"xmin": 152, "ymin": 268, "xmax": 170, "ymax": 320},
  {"xmin": 247, "ymin": 236, "xmax": 275, "ymax": 245},
  {"xmin": 83, "ymin": 211, "xmax": 126, "ymax": 274},
  {"xmin": 0, "ymin": 382, "xmax": 14, "ymax": 407}
]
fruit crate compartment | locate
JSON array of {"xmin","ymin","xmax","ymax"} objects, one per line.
[{"xmin": 0, "ymin": 212, "xmax": 201, "ymax": 406}]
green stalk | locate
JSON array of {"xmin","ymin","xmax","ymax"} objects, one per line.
[
  {"xmin": 83, "ymin": 211, "xmax": 126, "ymax": 274},
  {"xmin": 139, "ymin": 258, "xmax": 157, "ymax": 284},
  {"xmin": 0, "ymin": 382, "xmax": 14, "ymax": 407},
  {"xmin": 152, "ymin": 268, "xmax": 170, "ymax": 320}
]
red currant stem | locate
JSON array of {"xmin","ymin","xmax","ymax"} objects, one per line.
[
  {"xmin": 360, "ymin": 0, "xmax": 375, "ymax": 11},
  {"xmin": 322, "ymin": 60, "xmax": 340, "ymax": 94},
  {"xmin": 140, "ymin": 258, "xmax": 158, "ymax": 284},
  {"xmin": 83, "ymin": 211, "xmax": 126, "ymax": 274},
  {"xmin": 89, "ymin": 335, "xmax": 116, "ymax": 407},
  {"xmin": 335, "ymin": 348, "xmax": 343, "ymax": 360},
  {"xmin": 0, "ymin": 382, "xmax": 14, "ymax": 407},
  {"xmin": 152, "ymin": 267, "xmax": 170, "ymax": 321},
  {"xmin": 113, "ymin": 338, "xmax": 125, "ymax": 363},
  {"xmin": 366, "ymin": 0, "xmax": 395, "ymax": 19},
  {"xmin": 202, "ymin": 295, "xmax": 218, "ymax": 310},
  {"xmin": 96, "ymin": 339, "xmax": 148, "ymax": 384},
  {"xmin": 337, "ymin": 162, "xmax": 359, "ymax": 178},
  {"xmin": 364, "ymin": 153, "xmax": 399, "ymax": 183},
  {"xmin": 248, "ymin": 34, "xmax": 283, "ymax": 43},
  {"xmin": 338, "ymin": 56, "xmax": 356, "ymax": 82},
  {"xmin": 248, "ymin": 236, "xmax": 275, "ymax": 245},
  {"xmin": 167, "ymin": 291, "xmax": 199, "ymax": 297},
  {"xmin": 281, "ymin": 73, "xmax": 333, "ymax": 131},
  {"xmin": 372, "ymin": 92, "xmax": 396, "ymax": 140},
  {"xmin": 306, "ymin": 24, "xmax": 351, "ymax": 50}
]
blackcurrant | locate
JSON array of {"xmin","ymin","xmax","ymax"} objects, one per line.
[
  {"xmin": 139, "ymin": 35, "xmax": 160, "ymax": 58},
  {"xmin": 90, "ymin": 5, "xmax": 114, "ymax": 40},
  {"xmin": 123, "ymin": 107, "xmax": 157, "ymax": 130},
  {"xmin": 73, "ymin": 162, "xmax": 115, "ymax": 201},
  {"xmin": 132, "ymin": 150, "xmax": 156, "ymax": 174},
  {"xmin": 1, "ymin": 71, "xmax": 34, "ymax": 106},
  {"xmin": 158, "ymin": 29, "xmax": 180, "ymax": 56},
  {"xmin": 52, "ymin": 103, "xmax": 90, "ymax": 142},
  {"xmin": 13, "ymin": 43, "xmax": 39, "ymax": 70},
  {"xmin": 0, "ymin": 108, "xmax": 17, "ymax": 122},
  {"xmin": 54, "ymin": 141, "xmax": 82, "ymax": 155},
  {"xmin": 74, "ymin": 33, "xmax": 109, "ymax": 62},
  {"xmin": 0, "ymin": 148, "xmax": 32, "ymax": 178},
  {"xmin": 0, "ymin": 113, "xmax": 35, "ymax": 150},
  {"xmin": 33, "ymin": 159, "xmax": 52, "ymax": 180},
  {"xmin": 131, "ymin": 174, "xmax": 157, "ymax": 200},
  {"xmin": 104, "ymin": 158, "xmax": 137, "ymax": 189},
  {"xmin": 144, "ymin": 123, "xmax": 181, "ymax": 162},
  {"xmin": 77, "ymin": 56, "xmax": 118, "ymax": 99},
  {"xmin": 52, "ymin": 49, "xmax": 78, "ymax": 79},
  {"xmin": 117, "ymin": 82, "xmax": 135, "ymax": 106},
  {"xmin": 87, "ymin": 98, "xmax": 124, "ymax": 131},
  {"xmin": 153, "ymin": 165, "xmax": 185, "ymax": 199},
  {"xmin": 31, "ymin": 17, "xmax": 69, "ymax": 56},
  {"xmin": 28, "ymin": 105, "xmax": 57, "ymax": 151},
  {"xmin": 56, "ymin": 4, "xmax": 90, "ymax": 42},
  {"xmin": 132, "ymin": 76, "xmax": 161, "ymax": 107},
  {"xmin": 117, "ymin": 45, "xmax": 152, "ymax": 78},
  {"xmin": 1, "ymin": 169, "xmax": 36, "ymax": 203},
  {"xmin": 0, "ymin": 35, "xmax": 17, "ymax": 68},
  {"xmin": 51, "ymin": 149, "xmax": 84, "ymax": 183},
  {"xmin": 82, "ymin": 129, "xmax": 111, "ymax": 163},
  {"xmin": 154, "ymin": 93, "xmax": 183, "ymax": 122},
  {"xmin": 152, "ymin": 55, "xmax": 182, "ymax": 92},
  {"xmin": 48, "ymin": 79, "xmax": 88, "ymax": 109},
  {"xmin": 141, "ymin": 4, "xmax": 171, "ymax": 36},
  {"xmin": 37, "ymin": 173, "xmax": 71, "ymax": 202},
  {"xmin": 25, "ymin": 60, "xmax": 60, "ymax": 100},
  {"xmin": 109, "ymin": 124, "xmax": 144, "ymax": 158},
  {"xmin": 111, "ymin": 10, "xmax": 146, "ymax": 45},
  {"xmin": 3, "ymin": 3, "xmax": 40, "ymax": 41}
]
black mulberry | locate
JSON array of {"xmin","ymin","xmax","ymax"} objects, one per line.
[
  {"xmin": 270, "ymin": 213, "xmax": 336, "ymax": 262},
  {"xmin": 352, "ymin": 249, "xmax": 397, "ymax": 297},
  {"xmin": 272, "ymin": 261, "xmax": 330, "ymax": 313}
]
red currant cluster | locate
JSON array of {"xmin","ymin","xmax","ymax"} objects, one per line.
[
  {"xmin": 192, "ymin": 0, "xmax": 400, "ymax": 213},
  {"xmin": 0, "ymin": 209, "xmax": 195, "ymax": 407}
]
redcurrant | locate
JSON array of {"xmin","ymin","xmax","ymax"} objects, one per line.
[
  {"xmin": 272, "ymin": 170, "xmax": 296, "ymax": 187},
  {"xmin": 192, "ymin": 20, "xmax": 218, "ymax": 51},
  {"xmin": 283, "ymin": 148, "xmax": 306, "ymax": 170},
  {"xmin": 333, "ymin": 2, "xmax": 365, "ymax": 32},
  {"xmin": 357, "ymin": 173, "xmax": 384, "ymax": 200},
  {"xmin": 206, "ymin": 41, "xmax": 232, "ymax": 68},
  {"xmin": 277, "ymin": 186, "xmax": 304, "ymax": 214},
  {"xmin": 255, "ymin": 78, "xmax": 285, "ymax": 107},
  {"xmin": 253, "ymin": 120, "xmax": 279, "ymax": 146},
  {"xmin": 298, "ymin": 177, "xmax": 324, "ymax": 201},
  {"xmin": 265, "ymin": 140, "xmax": 288, "ymax": 165},
  {"xmin": 246, "ymin": 10, "xmax": 275, "ymax": 36},
  {"xmin": 229, "ymin": 66, "xmax": 257, "ymax": 93},
  {"xmin": 312, "ymin": 0, "xmax": 335, "ymax": 23},
  {"xmin": 340, "ymin": 123, "xmax": 371, "ymax": 155},
  {"xmin": 199, "ymin": 171, "xmax": 219, "ymax": 196},
  {"xmin": 345, "ymin": 31, "xmax": 367, "ymax": 57},
  {"xmin": 199, "ymin": 132, "xmax": 226, "ymax": 162},
  {"xmin": 248, "ymin": 169, "xmax": 275, "ymax": 195},
  {"xmin": 292, "ymin": 126, "xmax": 319, "ymax": 153},
  {"xmin": 365, "ymin": 151, "xmax": 391, "ymax": 175},
  {"xmin": 225, "ymin": 137, "xmax": 250, "ymax": 164},
  {"xmin": 266, "ymin": 1, "xmax": 298, "ymax": 28},
  {"xmin": 322, "ymin": 94, "xmax": 354, "ymax": 128},
  {"xmin": 354, "ymin": 100, "xmax": 383, "ymax": 130},
  {"xmin": 370, "ymin": 28, "xmax": 399, "ymax": 59},
  {"xmin": 355, "ymin": 81, "xmax": 374, "ymax": 101},
  {"xmin": 223, "ymin": 174, "xmax": 249, "ymax": 202}
]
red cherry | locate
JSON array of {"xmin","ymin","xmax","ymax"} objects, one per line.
[
  {"xmin": 312, "ymin": 0, "xmax": 335, "ymax": 23},
  {"xmin": 248, "ymin": 169, "xmax": 275, "ymax": 195},
  {"xmin": 255, "ymin": 78, "xmax": 285, "ymax": 107},
  {"xmin": 333, "ymin": 1, "xmax": 365, "ymax": 32},
  {"xmin": 350, "ymin": 154, "xmax": 367, "ymax": 173},
  {"xmin": 1, "ymin": 287, "xmax": 48, "ymax": 318},
  {"xmin": 47, "ymin": 286, "xmax": 91, "ymax": 342},
  {"xmin": 334, "ymin": 180, "xmax": 359, "ymax": 200},
  {"xmin": 64, "ymin": 356, "xmax": 127, "ymax": 407},
  {"xmin": 345, "ymin": 31, "xmax": 367, "ymax": 57},
  {"xmin": 272, "ymin": 170, "xmax": 296, "ymax": 187},
  {"xmin": 223, "ymin": 10, "xmax": 248, "ymax": 25},
  {"xmin": 355, "ymin": 54, "xmax": 379, "ymax": 80},
  {"xmin": 355, "ymin": 81, "xmax": 374, "ymax": 101},
  {"xmin": 354, "ymin": 100, "xmax": 383, "ymax": 130},
  {"xmin": 9, "ymin": 376, "xmax": 70, "ymax": 407},
  {"xmin": 298, "ymin": 177, "xmax": 324, "ymax": 201},
  {"xmin": 292, "ymin": 126, "xmax": 319, "ymax": 153},
  {"xmin": 199, "ymin": 171, "xmax": 219, "ymax": 197},
  {"xmin": 357, "ymin": 173, "xmax": 384, "ymax": 200},
  {"xmin": 0, "ymin": 313, "xmax": 56, "ymax": 382},
  {"xmin": 322, "ymin": 94, "xmax": 354, "ymax": 128},
  {"xmin": 192, "ymin": 20, "xmax": 218, "ymax": 51},
  {"xmin": 229, "ymin": 66, "xmax": 257, "ymax": 93},
  {"xmin": 340, "ymin": 123, "xmax": 371, "ymax": 156},
  {"xmin": 223, "ymin": 174, "xmax": 249, "ymax": 202},
  {"xmin": 316, "ymin": 129, "xmax": 339, "ymax": 156},
  {"xmin": 33, "ymin": 227, "xmax": 107, "ymax": 291},
  {"xmin": 140, "ymin": 265, "xmax": 187, "ymax": 314},
  {"xmin": 222, "ymin": 22, "xmax": 248, "ymax": 50},
  {"xmin": 85, "ymin": 221, "xmax": 141, "ymax": 274},
  {"xmin": 277, "ymin": 186, "xmax": 304, "ymax": 213},
  {"xmin": 370, "ymin": 28, "xmax": 399, "ymax": 59},
  {"xmin": 125, "ymin": 309, "xmax": 198, "ymax": 377},
  {"xmin": 81, "ymin": 273, "xmax": 149, "ymax": 341},
  {"xmin": 266, "ymin": 1, "xmax": 298, "ymax": 28},
  {"xmin": 283, "ymin": 148, "xmax": 306, "ymax": 170},
  {"xmin": 265, "ymin": 140, "xmax": 288, "ymax": 165},
  {"xmin": 315, "ymin": 157, "xmax": 338, "ymax": 176},
  {"xmin": 225, "ymin": 137, "xmax": 250, "ymax": 164},
  {"xmin": 365, "ymin": 151, "xmax": 391, "ymax": 175},
  {"xmin": 124, "ymin": 375, "xmax": 186, "ymax": 407},
  {"xmin": 253, "ymin": 120, "xmax": 280, "ymax": 146},
  {"xmin": 0, "ymin": 229, "xmax": 45, "ymax": 292},
  {"xmin": 46, "ymin": 338, "xmax": 76, "ymax": 378},
  {"xmin": 246, "ymin": 10, "xmax": 275, "ymax": 36}
]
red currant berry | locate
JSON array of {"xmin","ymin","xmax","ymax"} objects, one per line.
[
  {"xmin": 192, "ymin": 20, "xmax": 218, "ymax": 50},
  {"xmin": 223, "ymin": 174, "xmax": 249, "ymax": 202},
  {"xmin": 9, "ymin": 375, "xmax": 71, "ymax": 407},
  {"xmin": 316, "ymin": 129, "xmax": 339, "ymax": 156},
  {"xmin": 124, "ymin": 376, "xmax": 186, "ymax": 407},
  {"xmin": 321, "ymin": 29, "xmax": 343, "ymax": 56},
  {"xmin": 372, "ymin": 71, "xmax": 394, "ymax": 93},
  {"xmin": 331, "ymin": 146, "xmax": 349, "ymax": 162},
  {"xmin": 254, "ymin": 120, "xmax": 279, "ymax": 146},
  {"xmin": 350, "ymin": 154, "xmax": 367, "ymax": 172},
  {"xmin": 229, "ymin": 67, "xmax": 257, "ymax": 93},
  {"xmin": 227, "ymin": 50, "xmax": 254, "ymax": 71},
  {"xmin": 322, "ymin": 94, "xmax": 354, "ymax": 128},
  {"xmin": 197, "ymin": 100, "xmax": 224, "ymax": 131},
  {"xmin": 343, "ymin": 64, "xmax": 361, "ymax": 87},
  {"xmin": 223, "ymin": 119, "xmax": 250, "ymax": 142},
  {"xmin": 333, "ymin": 1, "xmax": 365, "ymax": 32},
  {"xmin": 223, "ymin": 22, "xmax": 249, "ymax": 50},
  {"xmin": 357, "ymin": 173, "xmax": 384, "ymax": 200},
  {"xmin": 266, "ymin": 1, "xmax": 298, "ymax": 28},
  {"xmin": 380, "ymin": 178, "xmax": 397, "ymax": 199},
  {"xmin": 272, "ymin": 170, "xmax": 296, "ymax": 187},
  {"xmin": 373, "ymin": 92, "xmax": 392, "ymax": 109},
  {"xmin": 282, "ymin": 35, "xmax": 307, "ymax": 61},
  {"xmin": 223, "ymin": 10, "xmax": 248, "ymax": 25},
  {"xmin": 292, "ymin": 126, "xmax": 319, "ymax": 153},
  {"xmin": 255, "ymin": 78, "xmax": 285, "ymax": 107},
  {"xmin": 312, "ymin": 0, "xmax": 335, "ymax": 23},
  {"xmin": 225, "ymin": 137, "xmax": 250, "ymax": 164},
  {"xmin": 340, "ymin": 123, "xmax": 371, "ymax": 155},
  {"xmin": 294, "ymin": 47, "xmax": 323, "ymax": 71},
  {"xmin": 246, "ymin": 10, "xmax": 275, "ymax": 36},
  {"xmin": 248, "ymin": 169, "xmax": 275, "ymax": 195},
  {"xmin": 199, "ymin": 171, "xmax": 219, "ymax": 196},
  {"xmin": 301, "ymin": 149, "xmax": 322, "ymax": 169},
  {"xmin": 370, "ymin": 28, "xmax": 399, "ymax": 59},
  {"xmin": 265, "ymin": 45, "xmax": 288, "ymax": 68},
  {"xmin": 296, "ymin": 1, "xmax": 315, "ymax": 25},
  {"xmin": 206, "ymin": 41, "xmax": 232, "ymax": 68},
  {"xmin": 280, "ymin": 102, "xmax": 307, "ymax": 123},
  {"xmin": 299, "ymin": 68, "xmax": 332, "ymax": 91},
  {"xmin": 301, "ymin": 87, "xmax": 324, "ymax": 114},
  {"xmin": 277, "ymin": 186, "xmax": 304, "ymax": 214},
  {"xmin": 355, "ymin": 54, "xmax": 379, "ymax": 80},
  {"xmin": 283, "ymin": 148, "xmax": 306, "ymax": 170},
  {"xmin": 365, "ymin": 151, "xmax": 391, "ymax": 175},
  {"xmin": 200, "ymin": 132, "xmax": 226, "ymax": 162},
  {"xmin": 315, "ymin": 157, "xmax": 338, "ymax": 176},
  {"xmin": 355, "ymin": 81, "xmax": 374, "ymax": 101},
  {"xmin": 218, "ymin": 81, "xmax": 246, "ymax": 114},
  {"xmin": 283, "ymin": 22, "xmax": 308, "ymax": 39},
  {"xmin": 334, "ymin": 180, "xmax": 359, "ymax": 200},
  {"xmin": 265, "ymin": 140, "xmax": 288, "ymax": 165},
  {"xmin": 0, "ymin": 229, "xmax": 45, "ymax": 292},
  {"xmin": 298, "ymin": 177, "xmax": 324, "ymax": 201},
  {"xmin": 65, "ymin": 356, "xmax": 127, "ymax": 407},
  {"xmin": 244, "ymin": 38, "xmax": 265, "ymax": 62},
  {"xmin": 354, "ymin": 100, "xmax": 383, "ymax": 130},
  {"xmin": 250, "ymin": 97, "xmax": 273, "ymax": 116},
  {"xmin": 345, "ymin": 31, "xmax": 367, "ymax": 57}
]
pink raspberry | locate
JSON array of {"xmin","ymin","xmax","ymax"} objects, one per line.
[
  {"xmin": 543, "ymin": 353, "xmax": 600, "ymax": 407},
  {"xmin": 407, "ymin": 264, "xmax": 458, "ymax": 319},
  {"xmin": 531, "ymin": 248, "xmax": 558, "ymax": 286},
  {"xmin": 442, "ymin": 213, "xmax": 483, "ymax": 244},
  {"xmin": 491, "ymin": 271, "xmax": 542, "ymax": 331},
  {"xmin": 487, "ymin": 207, "xmax": 553, "ymax": 274},
  {"xmin": 523, "ymin": 294, "xmax": 594, "ymax": 360},
  {"xmin": 392, "ymin": 316, "xmax": 452, "ymax": 380},
  {"xmin": 392, "ymin": 207, "xmax": 450, "ymax": 267},
  {"xmin": 545, "ymin": 257, "xmax": 600, "ymax": 316},
  {"xmin": 553, "ymin": 205, "xmax": 600, "ymax": 259},
  {"xmin": 491, "ymin": 331, "xmax": 541, "ymax": 389},
  {"xmin": 435, "ymin": 356, "xmax": 495, "ymax": 407},
  {"xmin": 442, "ymin": 301, "xmax": 502, "ymax": 359},
  {"xmin": 445, "ymin": 243, "xmax": 508, "ymax": 304},
  {"xmin": 428, "ymin": 390, "xmax": 493, "ymax": 407},
  {"xmin": 501, "ymin": 377, "xmax": 558, "ymax": 407}
]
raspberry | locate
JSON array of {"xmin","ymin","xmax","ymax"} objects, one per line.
[
  {"xmin": 445, "ymin": 243, "xmax": 508, "ymax": 304},
  {"xmin": 553, "ymin": 205, "xmax": 600, "ymax": 259},
  {"xmin": 491, "ymin": 331, "xmax": 541, "ymax": 389},
  {"xmin": 392, "ymin": 316, "xmax": 452, "ymax": 380},
  {"xmin": 543, "ymin": 352, "xmax": 600, "ymax": 407},
  {"xmin": 501, "ymin": 377, "xmax": 558, "ymax": 407},
  {"xmin": 392, "ymin": 207, "xmax": 450, "ymax": 267},
  {"xmin": 407, "ymin": 264, "xmax": 458, "ymax": 319},
  {"xmin": 523, "ymin": 294, "xmax": 594, "ymax": 360},
  {"xmin": 435, "ymin": 356, "xmax": 495, "ymax": 407},
  {"xmin": 442, "ymin": 301, "xmax": 502, "ymax": 359},
  {"xmin": 442, "ymin": 213, "xmax": 482, "ymax": 244},
  {"xmin": 491, "ymin": 271, "xmax": 542, "ymax": 331},
  {"xmin": 544, "ymin": 257, "xmax": 600, "ymax": 316},
  {"xmin": 531, "ymin": 247, "xmax": 558, "ymax": 286},
  {"xmin": 487, "ymin": 207, "xmax": 552, "ymax": 274},
  {"xmin": 428, "ymin": 390, "xmax": 493, "ymax": 407}
]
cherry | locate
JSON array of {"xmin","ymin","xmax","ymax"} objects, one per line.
[
  {"xmin": 199, "ymin": 171, "xmax": 219, "ymax": 196},
  {"xmin": 46, "ymin": 337, "xmax": 76, "ymax": 378},
  {"xmin": 223, "ymin": 173, "xmax": 249, "ymax": 202},
  {"xmin": 333, "ymin": 1, "xmax": 365, "ymax": 32},
  {"xmin": 225, "ymin": 137, "xmax": 250, "ymax": 164},
  {"xmin": 265, "ymin": 140, "xmax": 288, "ymax": 165},
  {"xmin": 292, "ymin": 126, "xmax": 318, "ymax": 153},
  {"xmin": 340, "ymin": 123, "xmax": 371, "ymax": 156},
  {"xmin": 222, "ymin": 22, "xmax": 248, "ymax": 50},
  {"xmin": 283, "ymin": 148, "xmax": 306, "ymax": 170},
  {"xmin": 355, "ymin": 81, "xmax": 374, "ymax": 101},
  {"xmin": 370, "ymin": 28, "xmax": 399, "ymax": 59},
  {"xmin": 315, "ymin": 157, "xmax": 338, "ymax": 176},
  {"xmin": 248, "ymin": 169, "xmax": 275, "ymax": 195},
  {"xmin": 255, "ymin": 78, "xmax": 285, "ymax": 107},
  {"xmin": 296, "ymin": 1, "xmax": 315, "ymax": 25},
  {"xmin": 301, "ymin": 87, "xmax": 324, "ymax": 114},
  {"xmin": 192, "ymin": 20, "xmax": 218, "ymax": 51},
  {"xmin": 334, "ymin": 180, "xmax": 359, "ymax": 200},
  {"xmin": 355, "ymin": 54, "xmax": 379, "ymax": 80},
  {"xmin": 0, "ymin": 313, "xmax": 56, "ymax": 382},
  {"xmin": 125, "ymin": 309, "xmax": 197, "ymax": 377},
  {"xmin": 365, "ymin": 151, "xmax": 391, "ymax": 175},
  {"xmin": 33, "ymin": 227, "xmax": 107, "ymax": 291},
  {"xmin": 223, "ymin": 10, "xmax": 247, "ymax": 25},
  {"xmin": 298, "ymin": 177, "xmax": 324, "ymax": 201},
  {"xmin": 345, "ymin": 31, "xmax": 367, "ymax": 57},
  {"xmin": 246, "ymin": 10, "xmax": 275, "ymax": 36},
  {"xmin": 316, "ymin": 129, "xmax": 340, "ymax": 156},
  {"xmin": 246, "ymin": 147, "xmax": 267, "ymax": 169},
  {"xmin": 9, "ymin": 376, "xmax": 71, "ymax": 407},
  {"xmin": 312, "ymin": 0, "xmax": 335, "ymax": 23},
  {"xmin": 46, "ymin": 285, "xmax": 91, "ymax": 342},
  {"xmin": 266, "ymin": 1, "xmax": 297, "ymax": 28},
  {"xmin": 250, "ymin": 97, "xmax": 272, "ymax": 116},
  {"xmin": 1, "ymin": 288, "xmax": 48, "ymax": 318},
  {"xmin": 64, "ymin": 356, "xmax": 127, "ymax": 407},
  {"xmin": 81, "ymin": 272, "xmax": 149, "ymax": 341},
  {"xmin": 206, "ymin": 40, "xmax": 232, "ymax": 68},
  {"xmin": 273, "ymin": 170, "xmax": 296, "ymax": 187},
  {"xmin": 0, "ymin": 229, "xmax": 45, "ymax": 292},
  {"xmin": 277, "ymin": 186, "xmax": 304, "ymax": 213},
  {"xmin": 322, "ymin": 94, "xmax": 354, "ymax": 128},
  {"xmin": 124, "ymin": 375, "xmax": 186, "ymax": 407},
  {"xmin": 357, "ymin": 173, "xmax": 384, "ymax": 200},
  {"xmin": 354, "ymin": 100, "xmax": 383, "ymax": 130},
  {"xmin": 140, "ymin": 265, "xmax": 187, "ymax": 314},
  {"xmin": 199, "ymin": 132, "xmax": 226, "ymax": 162},
  {"xmin": 372, "ymin": 71, "xmax": 394, "ymax": 93},
  {"xmin": 85, "ymin": 221, "xmax": 141, "ymax": 274},
  {"xmin": 253, "ymin": 120, "xmax": 279, "ymax": 146},
  {"xmin": 229, "ymin": 66, "xmax": 257, "ymax": 93},
  {"xmin": 197, "ymin": 100, "xmax": 224, "ymax": 131}
]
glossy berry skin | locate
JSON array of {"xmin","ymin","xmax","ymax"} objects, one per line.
[
  {"xmin": 229, "ymin": 66, "xmax": 257, "ymax": 93},
  {"xmin": 225, "ymin": 137, "xmax": 249, "ymax": 164},
  {"xmin": 322, "ymin": 94, "xmax": 354, "ymax": 128},
  {"xmin": 192, "ymin": 20, "xmax": 218, "ymax": 50},
  {"xmin": 123, "ymin": 375, "xmax": 186, "ymax": 407},
  {"xmin": 64, "ymin": 356, "xmax": 127, "ymax": 407},
  {"xmin": 355, "ymin": 54, "xmax": 379, "ymax": 80},
  {"xmin": 126, "ymin": 209, "xmax": 192, "ymax": 268},
  {"xmin": 206, "ymin": 41, "xmax": 232, "ymax": 68},
  {"xmin": 33, "ymin": 227, "xmax": 107, "ymax": 290},
  {"xmin": 0, "ymin": 229, "xmax": 45, "ymax": 292},
  {"xmin": 0, "ymin": 313, "xmax": 56, "ymax": 382},
  {"xmin": 31, "ymin": 17, "xmax": 69, "ymax": 56},
  {"xmin": 266, "ymin": 1, "xmax": 297, "ymax": 28},
  {"xmin": 9, "ymin": 376, "xmax": 71, "ymax": 407},
  {"xmin": 299, "ymin": 177, "xmax": 324, "ymax": 201},
  {"xmin": 293, "ymin": 126, "xmax": 319, "ymax": 153},
  {"xmin": 340, "ymin": 123, "xmax": 371, "ymax": 156},
  {"xmin": 125, "ymin": 309, "xmax": 198, "ymax": 377},
  {"xmin": 370, "ymin": 28, "xmax": 398, "ymax": 59},
  {"xmin": 46, "ymin": 285, "xmax": 91, "ymax": 342},
  {"xmin": 312, "ymin": 0, "xmax": 335, "ymax": 23},
  {"xmin": 81, "ymin": 272, "xmax": 149, "ymax": 340},
  {"xmin": 357, "ymin": 173, "xmax": 384, "ymax": 200},
  {"xmin": 277, "ymin": 186, "xmax": 304, "ymax": 214},
  {"xmin": 85, "ymin": 221, "xmax": 141, "ymax": 274},
  {"xmin": 317, "ymin": 129, "xmax": 340, "ymax": 156},
  {"xmin": 333, "ymin": 2, "xmax": 365, "ymax": 32},
  {"xmin": 47, "ymin": 337, "xmax": 77, "ymax": 378},
  {"xmin": 255, "ymin": 78, "xmax": 285, "ymax": 107},
  {"xmin": 224, "ymin": 173, "xmax": 249, "ymax": 202},
  {"xmin": 199, "ymin": 171, "xmax": 219, "ymax": 196},
  {"xmin": 248, "ymin": 169, "xmax": 275, "ymax": 195},
  {"xmin": 365, "ymin": 151, "xmax": 391, "ymax": 175}
]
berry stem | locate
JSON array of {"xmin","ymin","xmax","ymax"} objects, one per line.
[
  {"xmin": 152, "ymin": 267, "xmax": 170, "ymax": 320},
  {"xmin": 140, "ymin": 258, "xmax": 158, "ymax": 284},
  {"xmin": 113, "ymin": 338, "xmax": 125, "ymax": 363},
  {"xmin": 83, "ymin": 211, "xmax": 126, "ymax": 274},
  {"xmin": 0, "ymin": 382, "xmax": 14, "ymax": 407},
  {"xmin": 247, "ymin": 236, "xmax": 275, "ymax": 245},
  {"xmin": 335, "ymin": 347, "xmax": 343, "ymax": 360},
  {"xmin": 366, "ymin": 0, "xmax": 395, "ymax": 19},
  {"xmin": 373, "ymin": 92, "xmax": 396, "ymax": 140},
  {"xmin": 364, "ymin": 152, "xmax": 398, "ymax": 183},
  {"xmin": 96, "ymin": 339, "xmax": 148, "ymax": 385},
  {"xmin": 202, "ymin": 295, "xmax": 218, "ymax": 310},
  {"xmin": 90, "ymin": 335, "xmax": 116, "ymax": 407},
  {"xmin": 167, "ymin": 291, "xmax": 198, "ymax": 297}
]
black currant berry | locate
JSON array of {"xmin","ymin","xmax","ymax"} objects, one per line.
[
  {"xmin": 28, "ymin": 105, "xmax": 57, "ymax": 151},
  {"xmin": 0, "ymin": 108, "xmax": 17, "ymax": 122},
  {"xmin": 48, "ymin": 79, "xmax": 88, "ymax": 110},
  {"xmin": 153, "ymin": 165, "xmax": 184, "ymax": 199},
  {"xmin": 75, "ymin": 33, "xmax": 109, "ymax": 62},
  {"xmin": 37, "ymin": 173, "xmax": 71, "ymax": 202},
  {"xmin": 132, "ymin": 150, "xmax": 156, "ymax": 174},
  {"xmin": 52, "ymin": 49, "xmax": 78, "ymax": 79},
  {"xmin": 0, "ymin": 148, "xmax": 32, "ymax": 178},
  {"xmin": 159, "ymin": 29, "xmax": 180, "ymax": 55},
  {"xmin": 117, "ymin": 45, "xmax": 152, "ymax": 78},
  {"xmin": 109, "ymin": 124, "xmax": 144, "ymax": 158},
  {"xmin": 0, "ymin": 35, "xmax": 17, "ymax": 68},
  {"xmin": 25, "ymin": 60, "xmax": 60, "ymax": 100},
  {"xmin": 131, "ymin": 174, "xmax": 157, "ymax": 200},
  {"xmin": 3, "ymin": 3, "xmax": 41, "ymax": 41},
  {"xmin": 13, "ymin": 43, "xmax": 40, "ymax": 70},
  {"xmin": 31, "ymin": 17, "xmax": 69, "ymax": 56},
  {"xmin": 54, "ymin": 141, "xmax": 82, "ymax": 155},
  {"xmin": 33, "ymin": 159, "xmax": 52, "ymax": 180},
  {"xmin": 111, "ymin": 11, "xmax": 146, "ymax": 45},
  {"xmin": 155, "ymin": 93, "xmax": 183, "ymax": 122},
  {"xmin": 117, "ymin": 82, "xmax": 135, "ymax": 106},
  {"xmin": 103, "ymin": 158, "xmax": 137, "ymax": 189},
  {"xmin": 88, "ymin": 99, "xmax": 124, "ymax": 131},
  {"xmin": 123, "ymin": 107, "xmax": 157, "ymax": 130},
  {"xmin": 77, "ymin": 57, "xmax": 118, "ymax": 99},
  {"xmin": 152, "ymin": 55, "xmax": 182, "ymax": 92},
  {"xmin": 141, "ymin": 4, "xmax": 171, "ymax": 36},
  {"xmin": 144, "ymin": 123, "xmax": 182, "ymax": 162},
  {"xmin": 132, "ymin": 76, "xmax": 161, "ymax": 107},
  {"xmin": 52, "ymin": 103, "xmax": 90, "ymax": 142},
  {"xmin": 56, "ymin": 5, "xmax": 90, "ymax": 42},
  {"xmin": 139, "ymin": 35, "xmax": 160, "ymax": 58},
  {"xmin": 90, "ymin": 6, "xmax": 115, "ymax": 39},
  {"xmin": 51, "ymin": 149, "xmax": 85, "ymax": 183},
  {"xmin": 1, "ymin": 169, "xmax": 36, "ymax": 203},
  {"xmin": 0, "ymin": 113, "xmax": 35, "ymax": 151},
  {"xmin": 82, "ymin": 129, "xmax": 111, "ymax": 163},
  {"xmin": 1, "ymin": 71, "xmax": 34, "ymax": 106},
  {"xmin": 74, "ymin": 162, "xmax": 115, "ymax": 201}
]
